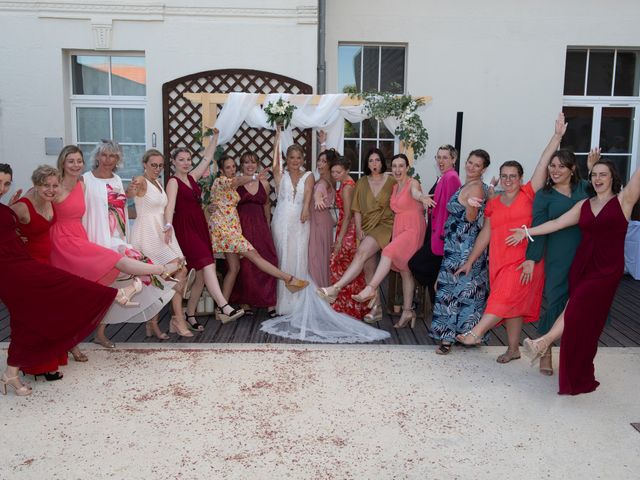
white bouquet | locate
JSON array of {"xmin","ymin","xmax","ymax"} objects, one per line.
[{"xmin": 264, "ymin": 98, "xmax": 296, "ymax": 129}]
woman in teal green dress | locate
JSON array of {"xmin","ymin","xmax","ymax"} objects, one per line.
[{"xmin": 523, "ymin": 148, "xmax": 598, "ymax": 375}]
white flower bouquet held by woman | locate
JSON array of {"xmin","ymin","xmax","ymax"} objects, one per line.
[{"xmin": 264, "ymin": 98, "xmax": 297, "ymax": 129}]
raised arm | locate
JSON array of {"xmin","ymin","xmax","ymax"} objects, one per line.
[
  {"xmin": 163, "ymin": 177, "xmax": 178, "ymax": 244},
  {"xmin": 272, "ymin": 127, "xmax": 283, "ymax": 191},
  {"xmin": 587, "ymin": 147, "xmax": 600, "ymax": 173},
  {"xmin": 318, "ymin": 129, "xmax": 327, "ymax": 153},
  {"xmin": 530, "ymin": 113, "xmax": 567, "ymax": 192},
  {"xmin": 506, "ymin": 199, "xmax": 584, "ymax": 245},
  {"xmin": 191, "ymin": 128, "xmax": 219, "ymax": 182},
  {"xmin": 621, "ymin": 163, "xmax": 640, "ymax": 218}
]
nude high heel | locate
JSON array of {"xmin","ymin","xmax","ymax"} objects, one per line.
[
  {"xmin": 1, "ymin": 374, "xmax": 32, "ymax": 396},
  {"xmin": 115, "ymin": 278, "xmax": 142, "ymax": 307},
  {"xmin": 363, "ymin": 302, "xmax": 383, "ymax": 324},
  {"xmin": 316, "ymin": 285, "xmax": 341, "ymax": 304},
  {"xmin": 146, "ymin": 319, "xmax": 169, "ymax": 340},
  {"xmin": 351, "ymin": 285, "xmax": 377, "ymax": 308},
  {"xmin": 169, "ymin": 315, "xmax": 194, "ymax": 337},
  {"xmin": 522, "ymin": 337, "xmax": 551, "ymax": 366},
  {"xmin": 394, "ymin": 308, "xmax": 416, "ymax": 329}
]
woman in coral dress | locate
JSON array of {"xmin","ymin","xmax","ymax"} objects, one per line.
[
  {"xmin": 328, "ymin": 157, "xmax": 369, "ymax": 320},
  {"xmin": 513, "ymin": 159, "xmax": 640, "ymax": 394},
  {"xmin": 209, "ymin": 154, "xmax": 306, "ymax": 321},
  {"xmin": 230, "ymin": 151, "xmax": 279, "ymax": 316},
  {"xmin": 0, "ymin": 163, "xmax": 123, "ymax": 397},
  {"xmin": 455, "ymin": 114, "xmax": 567, "ymax": 362},
  {"xmin": 351, "ymin": 154, "xmax": 429, "ymax": 329}
]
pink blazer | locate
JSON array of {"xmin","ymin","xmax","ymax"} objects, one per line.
[{"xmin": 429, "ymin": 169, "xmax": 461, "ymax": 255}]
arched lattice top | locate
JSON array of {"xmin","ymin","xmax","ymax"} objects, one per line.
[{"xmin": 162, "ymin": 69, "xmax": 313, "ymax": 204}]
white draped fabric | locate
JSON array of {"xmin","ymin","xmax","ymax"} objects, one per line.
[
  {"xmin": 83, "ymin": 171, "xmax": 175, "ymax": 324},
  {"xmin": 210, "ymin": 92, "xmax": 401, "ymax": 155}
]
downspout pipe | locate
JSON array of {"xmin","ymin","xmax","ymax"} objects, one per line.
[{"xmin": 317, "ymin": 0, "xmax": 326, "ymax": 94}]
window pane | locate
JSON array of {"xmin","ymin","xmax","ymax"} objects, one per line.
[
  {"xmin": 362, "ymin": 118, "xmax": 378, "ymax": 138},
  {"xmin": 564, "ymin": 50, "xmax": 587, "ymax": 95},
  {"xmin": 600, "ymin": 107, "xmax": 633, "ymax": 154},
  {"xmin": 344, "ymin": 140, "xmax": 359, "ymax": 173},
  {"xmin": 601, "ymin": 155, "xmax": 631, "ymax": 182},
  {"xmin": 338, "ymin": 45, "xmax": 362, "ymax": 93},
  {"xmin": 380, "ymin": 47, "xmax": 405, "ymax": 93},
  {"xmin": 362, "ymin": 46, "xmax": 380, "ymax": 91},
  {"xmin": 614, "ymin": 51, "xmax": 640, "ymax": 96},
  {"xmin": 378, "ymin": 141, "xmax": 395, "ymax": 168},
  {"xmin": 574, "ymin": 154, "xmax": 589, "ymax": 180},
  {"xmin": 561, "ymin": 106, "xmax": 593, "ymax": 153},
  {"xmin": 77, "ymin": 143, "xmax": 97, "ymax": 172},
  {"xmin": 113, "ymin": 108, "xmax": 145, "ymax": 143},
  {"xmin": 111, "ymin": 56, "xmax": 146, "ymax": 96},
  {"xmin": 77, "ymin": 108, "xmax": 110, "ymax": 143},
  {"xmin": 119, "ymin": 144, "xmax": 147, "ymax": 180},
  {"xmin": 379, "ymin": 120, "xmax": 395, "ymax": 139},
  {"xmin": 587, "ymin": 50, "xmax": 614, "ymax": 95},
  {"xmin": 344, "ymin": 119, "xmax": 360, "ymax": 138},
  {"xmin": 72, "ymin": 55, "xmax": 109, "ymax": 95}
]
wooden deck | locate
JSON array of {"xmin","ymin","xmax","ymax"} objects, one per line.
[{"xmin": 1, "ymin": 275, "xmax": 639, "ymax": 347}]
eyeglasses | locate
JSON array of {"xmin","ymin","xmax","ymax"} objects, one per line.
[
  {"xmin": 500, "ymin": 174, "xmax": 519, "ymax": 180},
  {"xmin": 148, "ymin": 163, "xmax": 163, "ymax": 169}
]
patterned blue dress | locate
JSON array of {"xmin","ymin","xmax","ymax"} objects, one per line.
[{"xmin": 430, "ymin": 185, "xmax": 489, "ymax": 343}]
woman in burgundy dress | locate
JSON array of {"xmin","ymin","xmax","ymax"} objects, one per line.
[
  {"xmin": 165, "ymin": 128, "xmax": 244, "ymax": 326},
  {"xmin": 230, "ymin": 151, "xmax": 279, "ymax": 317},
  {"xmin": 509, "ymin": 159, "xmax": 640, "ymax": 395},
  {"xmin": 0, "ymin": 163, "xmax": 137, "ymax": 396}
]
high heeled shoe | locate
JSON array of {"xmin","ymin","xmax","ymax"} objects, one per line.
[
  {"xmin": 394, "ymin": 308, "xmax": 416, "ymax": 329},
  {"xmin": 184, "ymin": 312, "xmax": 204, "ymax": 332},
  {"xmin": 351, "ymin": 285, "xmax": 377, "ymax": 308},
  {"xmin": 1, "ymin": 373, "xmax": 32, "ymax": 396},
  {"xmin": 363, "ymin": 302, "xmax": 383, "ymax": 324},
  {"xmin": 169, "ymin": 315, "xmax": 194, "ymax": 337},
  {"xmin": 285, "ymin": 276, "xmax": 309, "ymax": 293},
  {"xmin": 115, "ymin": 278, "xmax": 142, "ymax": 307},
  {"xmin": 522, "ymin": 337, "xmax": 551, "ymax": 366},
  {"xmin": 93, "ymin": 335, "xmax": 116, "ymax": 349},
  {"xmin": 316, "ymin": 285, "xmax": 341, "ymax": 304},
  {"xmin": 145, "ymin": 319, "xmax": 169, "ymax": 340},
  {"xmin": 69, "ymin": 347, "xmax": 88, "ymax": 362},
  {"xmin": 27, "ymin": 371, "xmax": 63, "ymax": 382},
  {"xmin": 539, "ymin": 347, "xmax": 553, "ymax": 376},
  {"xmin": 161, "ymin": 262, "xmax": 181, "ymax": 282},
  {"xmin": 216, "ymin": 304, "xmax": 244, "ymax": 324}
]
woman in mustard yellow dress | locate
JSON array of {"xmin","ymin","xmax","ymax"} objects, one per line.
[
  {"xmin": 317, "ymin": 147, "xmax": 395, "ymax": 323},
  {"xmin": 208, "ymin": 155, "xmax": 308, "ymax": 316}
]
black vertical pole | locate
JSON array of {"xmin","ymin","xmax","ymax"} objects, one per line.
[{"xmin": 454, "ymin": 112, "xmax": 463, "ymax": 173}]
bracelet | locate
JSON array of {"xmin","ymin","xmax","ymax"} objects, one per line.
[
  {"xmin": 522, "ymin": 225, "xmax": 534, "ymax": 242},
  {"xmin": 162, "ymin": 223, "xmax": 173, "ymax": 232}
]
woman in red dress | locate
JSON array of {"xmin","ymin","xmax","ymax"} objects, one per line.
[
  {"xmin": 351, "ymin": 154, "xmax": 429, "ymax": 328},
  {"xmin": 0, "ymin": 163, "xmax": 138, "ymax": 396},
  {"xmin": 510, "ymin": 159, "xmax": 640, "ymax": 394},
  {"xmin": 455, "ymin": 114, "xmax": 566, "ymax": 362},
  {"xmin": 165, "ymin": 129, "xmax": 244, "ymax": 326},
  {"xmin": 328, "ymin": 157, "xmax": 369, "ymax": 319}
]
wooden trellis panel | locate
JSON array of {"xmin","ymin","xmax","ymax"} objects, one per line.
[{"xmin": 162, "ymin": 69, "xmax": 313, "ymax": 203}]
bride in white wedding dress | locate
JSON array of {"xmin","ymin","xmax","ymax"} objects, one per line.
[{"xmin": 260, "ymin": 128, "xmax": 390, "ymax": 343}]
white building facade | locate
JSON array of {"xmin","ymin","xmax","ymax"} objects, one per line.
[{"xmin": 1, "ymin": 0, "xmax": 639, "ymax": 193}]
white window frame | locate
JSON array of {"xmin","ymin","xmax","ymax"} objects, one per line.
[
  {"xmin": 339, "ymin": 43, "xmax": 408, "ymax": 177},
  {"xmin": 69, "ymin": 52, "xmax": 147, "ymax": 181}
]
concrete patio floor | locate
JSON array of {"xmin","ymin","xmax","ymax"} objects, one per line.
[{"xmin": 1, "ymin": 343, "xmax": 639, "ymax": 479}]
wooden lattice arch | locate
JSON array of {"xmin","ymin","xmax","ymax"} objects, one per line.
[{"xmin": 162, "ymin": 69, "xmax": 313, "ymax": 202}]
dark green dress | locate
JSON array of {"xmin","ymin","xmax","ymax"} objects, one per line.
[{"xmin": 526, "ymin": 180, "xmax": 590, "ymax": 334}]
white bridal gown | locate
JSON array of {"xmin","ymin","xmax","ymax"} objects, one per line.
[{"xmin": 260, "ymin": 170, "xmax": 390, "ymax": 343}]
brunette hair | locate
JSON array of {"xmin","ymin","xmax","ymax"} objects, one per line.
[
  {"xmin": 468, "ymin": 149, "xmax": 491, "ymax": 168},
  {"xmin": 31, "ymin": 165, "xmax": 61, "ymax": 185},
  {"xmin": 392, "ymin": 153, "xmax": 410, "ymax": 167},
  {"xmin": 0, "ymin": 163, "xmax": 12, "ymax": 176},
  {"xmin": 588, "ymin": 159, "xmax": 623, "ymax": 196},
  {"xmin": 330, "ymin": 155, "xmax": 351, "ymax": 171},
  {"xmin": 318, "ymin": 148, "xmax": 340, "ymax": 166},
  {"xmin": 543, "ymin": 149, "xmax": 581, "ymax": 191},
  {"xmin": 217, "ymin": 154, "xmax": 236, "ymax": 172},
  {"xmin": 499, "ymin": 160, "xmax": 524, "ymax": 178},
  {"xmin": 56, "ymin": 145, "xmax": 84, "ymax": 176},
  {"xmin": 363, "ymin": 147, "xmax": 387, "ymax": 175}
]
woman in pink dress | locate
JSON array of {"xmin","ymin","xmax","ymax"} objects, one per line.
[
  {"xmin": 308, "ymin": 133, "xmax": 336, "ymax": 287},
  {"xmin": 165, "ymin": 129, "xmax": 244, "ymax": 325},
  {"xmin": 351, "ymin": 154, "xmax": 429, "ymax": 328},
  {"xmin": 49, "ymin": 146, "xmax": 180, "ymax": 347}
]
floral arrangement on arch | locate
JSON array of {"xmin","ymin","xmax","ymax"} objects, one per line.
[
  {"xmin": 346, "ymin": 87, "xmax": 429, "ymax": 158},
  {"xmin": 264, "ymin": 98, "xmax": 297, "ymax": 129}
]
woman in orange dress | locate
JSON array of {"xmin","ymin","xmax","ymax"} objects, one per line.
[
  {"xmin": 455, "ymin": 114, "xmax": 567, "ymax": 362},
  {"xmin": 328, "ymin": 157, "xmax": 369, "ymax": 319},
  {"xmin": 351, "ymin": 154, "xmax": 429, "ymax": 328}
]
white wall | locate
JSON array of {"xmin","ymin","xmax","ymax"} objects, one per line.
[
  {"xmin": 326, "ymin": 0, "xmax": 640, "ymax": 187},
  {"xmin": 0, "ymin": 0, "xmax": 317, "ymax": 193}
]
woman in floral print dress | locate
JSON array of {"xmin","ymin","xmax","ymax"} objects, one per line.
[{"xmin": 209, "ymin": 155, "xmax": 308, "ymax": 310}]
